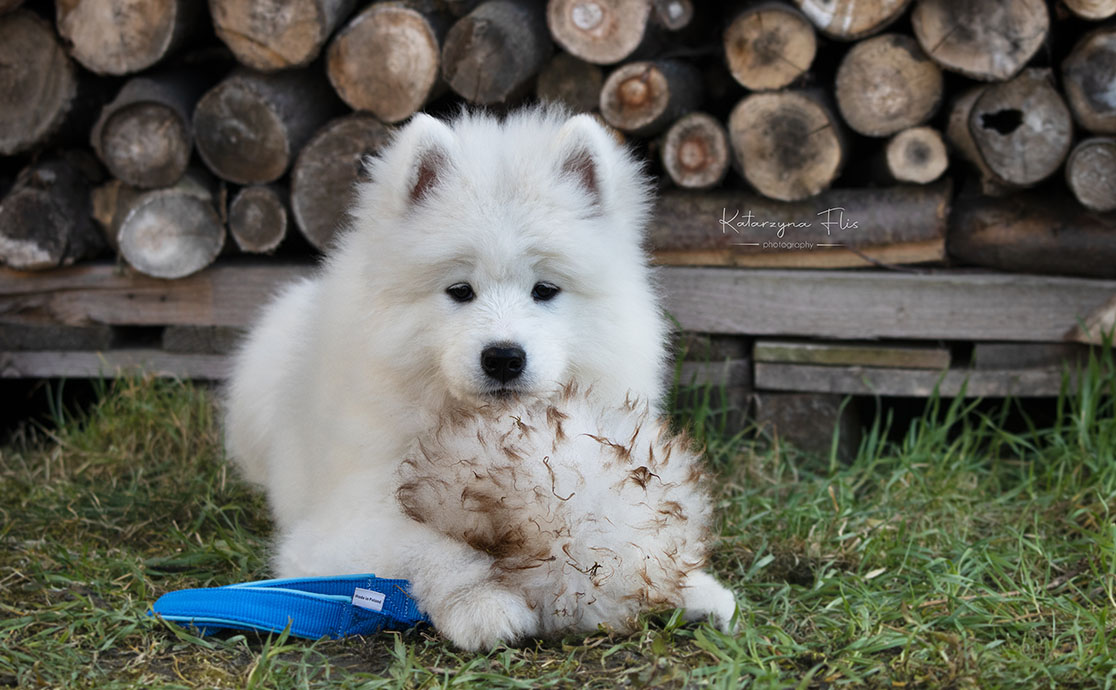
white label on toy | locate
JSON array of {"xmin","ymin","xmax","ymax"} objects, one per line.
[{"xmin": 352, "ymin": 588, "xmax": 386, "ymax": 612}]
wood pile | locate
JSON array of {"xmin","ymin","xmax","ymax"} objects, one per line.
[{"xmin": 1, "ymin": 0, "xmax": 1115, "ymax": 436}]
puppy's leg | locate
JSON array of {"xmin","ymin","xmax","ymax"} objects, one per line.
[
  {"xmin": 680, "ymin": 570, "xmax": 737, "ymax": 633},
  {"xmin": 275, "ymin": 515, "xmax": 538, "ymax": 651}
]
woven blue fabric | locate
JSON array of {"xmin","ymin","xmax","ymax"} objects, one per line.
[{"xmin": 150, "ymin": 574, "xmax": 429, "ymax": 640}]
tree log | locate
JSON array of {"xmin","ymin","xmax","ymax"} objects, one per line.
[
  {"xmin": 116, "ymin": 170, "xmax": 226, "ymax": 280},
  {"xmin": 650, "ymin": 182, "xmax": 950, "ymax": 268},
  {"xmin": 1066, "ymin": 137, "xmax": 1116, "ymax": 212},
  {"xmin": 90, "ymin": 71, "xmax": 205, "ymax": 189},
  {"xmin": 228, "ymin": 184, "xmax": 288, "ymax": 253},
  {"xmin": 652, "ymin": 0, "xmax": 691, "ymax": 30},
  {"xmin": 327, "ymin": 1, "xmax": 448, "ymax": 123},
  {"xmin": 56, "ymin": 0, "xmax": 199, "ymax": 75},
  {"xmin": 210, "ymin": 0, "xmax": 358, "ymax": 71},
  {"xmin": 1062, "ymin": 26, "xmax": 1116, "ymax": 134},
  {"xmin": 600, "ymin": 60, "xmax": 702, "ymax": 137},
  {"xmin": 536, "ymin": 52, "xmax": 603, "ymax": 113},
  {"xmin": 0, "ymin": 157, "xmax": 103, "ymax": 271},
  {"xmin": 660, "ymin": 113, "xmax": 730, "ymax": 189},
  {"xmin": 0, "ymin": 10, "xmax": 77, "ymax": 155},
  {"xmin": 724, "ymin": 3, "xmax": 816, "ymax": 92},
  {"xmin": 946, "ymin": 86, "xmax": 1008, "ymax": 195},
  {"xmin": 968, "ymin": 69, "xmax": 1073, "ymax": 188},
  {"xmin": 0, "ymin": 0, "xmax": 24, "ymax": 13},
  {"xmin": 950, "ymin": 193, "xmax": 1116, "ymax": 279},
  {"xmin": 728, "ymin": 90, "xmax": 845, "ymax": 202},
  {"xmin": 291, "ymin": 115, "xmax": 394, "ymax": 251},
  {"xmin": 835, "ymin": 33, "xmax": 942, "ymax": 137},
  {"xmin": 547, "ymin": 0, "xmax": 654, "ymax": 65},
  {"xmin": 884, "ymin": 126, "xmax": 948, "ymax": 184},
  {"xmin": 793, "ymin": 0, "xmax": 910, "ymax": 40},
  {"xmin": 1063, "ymin": 0, "xmax": 1116, "ymax": 20},
  {"xmin": 911, "ymin": 0, "xmax": 1048, "ymax": 81},
  {"xmin": 194, "ymin": 69, "xmax": 342, "ymax": 185},
  {"xmin": 442, "ymin": 0, "xmax": 552, "ymax": 105},
  {"xmin": 90, "ymin": 179, "xmax": 142, "ymax": 251}
]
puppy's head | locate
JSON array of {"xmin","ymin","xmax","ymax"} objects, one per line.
[{"xmin": 349, "ymin": 108, "xmax": 655, "ymax": 404}]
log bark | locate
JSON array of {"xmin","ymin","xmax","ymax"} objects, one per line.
[
  {"xmin": 911, "ymin": 0, "xmax": 1049, "ymax": 81},
  {"xmin": 90, "ymin": 71, "xmax": 205, "ymax": 189},
  {"xmin": 884, "ymin": 126, "xmax": 948, "ymax": 184},
  {"xmin": 1063, "ymin": 0, "xmax": 1116, "ymax": 20},
  {"xmin": 116, "ymin": 170, "xmax": 225, "ymax": 280},
  {"xmin": 0, "ymin": 157, "xmax": 103, "ymax": 271},
  {"xmin": 968, "ymin": 69, "xmax": 1073, "ymax": 188},
  {"xmin": 728, "ymin": 90, "xmax": 845, "ymax": 202},
  {"xmin": 0, "ymin": 10, "xmax": 77, "ymax": 155},
  {"xmin": 599, "ymin": 59, "xmax": 702, "ymax": 137},
  {"xmin": 1062, "ymin": 26, "xmax": 1116, "ymax": 134},
  {"xmin": 547, "ymin": 0, "xmax": 654, "ymax": 65},
  {"xmin": 946, "ymin": 86, "xmax": 1008, "ymax": 196},
  {"xmin": 291, "ymin": 115, "xmax": 394, "ymax": 251},
  {"xmin": 724, "ymin": 3, "xmax": 816, "ymax": 92},
  {"xmin": 793, "ymin": 0, "xmax": 910, "ymax": 40},
  {"xmin": 210, "ymin": 0, "xmax": 358, "ymax": 71},
  {"xmin": 56, "ymin": 0, "xmax": 199, "ymax": 75},
  {"xmin": 650, "ymin": 182, "xmax": 950, "ymax": 268},
  {"xmin": 835, "ymin": 33, "xmax": 942, "ymax": 137},
  {"xmin": 327, "ymin": 1, "xmax": 449, "ymax": 123},
  {"xmin": 194, "ymin": 69, "xmax": 342, "ymax": 185},
  {"xmin": 950, "ymin": 192, "xmax": 1116, "ymax": 279},
  {"xmin": 1065, "ymin": 137, "xmax": 1116, "ymax": 212},
  {"xmin": 660, "ymin": 112, "xmax": 730, "ymax": 189},
  {"xmin": 442, "ymin": 0, "xmax": 552, "ymax": 105},
  {"xmin": 229, "ymin": 184, "xmax": 288, "ymax": 253},
  {"xmin": 90, "ymin": 179, "xmax": 143, "ymax": 251},
  {"xmin": 536, "ymin": 53, "xmax": 603, "ymax": 113}
]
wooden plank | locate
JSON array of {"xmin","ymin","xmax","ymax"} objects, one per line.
[
  {"xmin": 754, "ymin": 340, "xmax": 950, "ymax": 369},
  {"xmin": 659, "ymin": 268, "xmax": 1116, "ymax": 341},
  {"xmin": 971, "ymin": 343, "xmax": 1091, "ymax": 370},
  {"xmin": 0, "ymin": 350, "xmax": 229, "ymax": 380},
  {"xmin": 1, "ymin": 324, "xmax": 114, "ymax": 351},
  {"xmin": 755, "ymin": 362, "xmax": 1073, "ymax": 397},
  {"xmin": 163, "ymin": 326, "xmax": 246, "ymax": 354},
  {"xmin": 650, "ymin": 183, "xmax": 950, "ymax": 268},
  {"xmin": 676, "ymin": 359, "xmax": 752, "ymax": 389},
  {"xmin": 2, "ymin": 262, "xmax": 1115, "ymax": 342}
]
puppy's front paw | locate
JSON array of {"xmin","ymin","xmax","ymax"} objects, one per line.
[
  {"xmin": 681, "ymin": 570, "xmax": 738, "ymax": 633},
  {"xmin": 430, "ymin": 583, "xmax": 538, "ymax": 651}
]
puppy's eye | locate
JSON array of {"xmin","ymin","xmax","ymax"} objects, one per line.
[
  {"xmin": 446, "ymin": 283, "xmax": 475, "ymax": 303},
  {"xmin": 531, "ymin": 282, "xmax": 561, "ymax": 302}
]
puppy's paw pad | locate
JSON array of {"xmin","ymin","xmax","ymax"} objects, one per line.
[{"xmin": 434, "ymin": 585, "xmax": 537, "ymax": 652}]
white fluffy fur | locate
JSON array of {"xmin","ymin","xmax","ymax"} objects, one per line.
[
  {"xmin": 224, "ymin": 107, "xmax": 731, "ymax": 650},
  {"xmin": 398, "ymin": 385, "xmax": 736, "ymax": 637}
]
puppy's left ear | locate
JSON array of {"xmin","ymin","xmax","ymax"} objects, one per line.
[{"xmin": 555, "ymin": 115, "xmax": 615, "ymax": 211}]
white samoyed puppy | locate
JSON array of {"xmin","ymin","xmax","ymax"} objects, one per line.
[{"xmin": 223, "ymin": 107, "xmax": 735, "ymax": 650}]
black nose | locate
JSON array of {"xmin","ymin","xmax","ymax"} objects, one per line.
[{"xmin": 481, "ymin": 345, "xmax": 526, "ymax": 383}]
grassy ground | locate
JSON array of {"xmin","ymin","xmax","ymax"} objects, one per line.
[{"xmin": 1, "ymin": 353, "xmax": 1115, "ymax": 689}]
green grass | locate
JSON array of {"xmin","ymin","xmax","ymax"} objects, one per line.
[{"xmin": 2, "ymin": 351, "xmax": 1115, "ymax": 689}]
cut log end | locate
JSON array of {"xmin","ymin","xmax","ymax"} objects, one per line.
[
  {"xmin": 1066, "ymin": 137, "xmax": 1116, "ymax": 212},
  {"xmin": 661, "ymin": 113, "xmax": 729, "ymax": 189},
  {"xmin": 117, "ymin": 174, "xmax": 225, "ymax": 280},
  {"xmin": 96, "ymin": 103, "xmax": 191, "ymax": 188},
  {"xmin": 835, "ymin": 33, "xmax": 942, "ymax": 137},
  {"xmin": 547, "ymin": 0, "xmax": 653, "ymax": 64},
  {"xmin": 536, "ymin": 52, "xmax": 603, "ymax": 113},
  {"xmin": 600, "ymin": 60, "xmax": 702, "ymax": 137},
  {"xmin": 56, "ymin": 0, "xmax": 191, "ymax": 75},
  {"xmin": 291, "ymin": 115, "xmax": 393, "ymax": 251},
  {"xmin": 0, "ymin": 10, "xmax": 77, "ymax": 155},
  {"xmin": 652, "ymin": 0, "xmax": 691, "ymax": 30},
  {"xmin": 885, "ymin": 127, "xmax": 948, "ymax": 184},
  {"xmin": 912, "ymin": 0, "xmax": 1049, "ymax": 81},
  {"xmin": 1062, "ymin": 26, "xmax": 1116, "ymax": 135},
  {"xmin": 1064, "ymin": 0, "xmax": 1116, "ymax": 20},
  {"xmin": 724, "ymin": 4, "xmax": 816, "ymax": 91},
  {"xmin": 229, "ymin": 185, "xmax": 288, "ymax": 253},
  {"xmin": 729, "ymin": 91, "xmax": 845, "ymax": 202},
  {"xmin": 211, "ymin": 0, "xmax": 356, "ymax": 71},
  {"xmin": 794, "ymin": 0, "xmax": 911, "ymax": 40},
  {"xmin": 327, "ymin": 3, "xmax": 443, "ymax": 123},
  {"xmin": 443, "ymin": 0, "xmax": 552, "ymax": 105},
  {"xmin": 0, "ymin": 158, "xmax": 101, "ymax": 271}
]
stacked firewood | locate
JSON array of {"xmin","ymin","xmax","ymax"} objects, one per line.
[{"xmin": 1, "ymin": 0, "xmax": 1114, "ymax": 279}]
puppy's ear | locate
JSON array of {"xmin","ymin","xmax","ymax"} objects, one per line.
[
  {"xmin": 555, "ymin": 114, "xmax": 614, "ymax": 210},
  {"xmin": 398, "ymin": 113, "xmax": 456, "ymax": 205}
]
